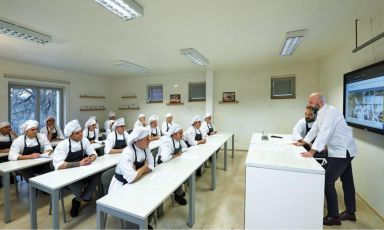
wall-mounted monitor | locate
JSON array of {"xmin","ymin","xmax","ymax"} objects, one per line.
[{"xmin": 344, "ymin": 60, "xmax": 384, "ymax": 135}]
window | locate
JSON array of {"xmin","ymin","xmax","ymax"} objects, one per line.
[
  {"xmin": 189, "ymin": 82, "xmax": 206, "ymax": 102},
  {"xmin": 147, "ymin": 85, "xmax": 163, "ymax": 103},
  {"xmin": 271, "ymin": 75, "xmax": 296, "ymax": 99},
  {"xmin": 8, "ymin": 84, "xmax": 64, "ymax": 135}
]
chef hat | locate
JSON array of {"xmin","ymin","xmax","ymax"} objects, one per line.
[
  {"xmin": 108, "ymin": 111, "xmax": 116, "ymax": 118},
  {"xmin": 64, "ymin": 120, "xmax": 82, "ymax": 137},
  {"xmin": 204, "ymin": 113, "xmax": 212, "ymax": 120},
  {"xmin": 20, "ymin": 120, "xmax": 39, "ymax": 133},
  {"xmin": 45, "ymin": 116, "xmax": 55, "ymax": 124},
  {"xmin": 84, "ymin": 118, "xmax": 97, "ymax": 129},
  {"xmin": 138, "ymin": 114, "xmax": 145, "ymax": 119},
  {"xmin": 148, "ymin": 115, "xmax": 159, "ymax": 124},
  {"xmin": 165, "ymin": 113, "xmax": 173, "ymax": 118},
  {"xmin": 0, "ymin": 121, "xmax": 10, "ymax": 129},
  {"xmin": 112, "ymin": 117, "xmax": 125, "ymax": 131},
  {"xmin": 190, "ymin": 115, "xmax": 202, "ymax": 125},
  {"xmin": 166, "ymin": 123, "xmax": 182, "ymax": 136},
  {"xmin": 128, "ymin": 126, "xmax": 149, "ymax": 144},
  {"xmin": 89, "ymin": 115, "xmax": 97, "ymax": 121}
]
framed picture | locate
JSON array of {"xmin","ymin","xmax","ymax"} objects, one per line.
[
  {"xmin": 222, "ymin": 92, "xmax": 236, "ymax": 102},
  {"xmin": 170, "ymin": 94, "xmax": 181, "ymax": 103}
]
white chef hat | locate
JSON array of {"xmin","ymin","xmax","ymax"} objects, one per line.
[
  {"xmin": 148, "ymin": 115, "xmax": 159, "ymax": 124},
  {"xmin": 166, "ymin": 123, "xmax": 182, "ymax": 136},
  {"xmin": 165, "ymin": 113, "xmax": 173, "ymax": 118},
  {"xmin": 138, "ymin": 114, "xmax": 145, "ymax": 119},
  {"xmin": 108, "ymin": 111, "xmax": 116, "ymax": 118},
  {"xmin": 84, "ymin": 118, "xmax": 97, "ymax": 129},
  {"xmin": 45, "ymin": 116, "xmax": 55, "ymax": 124},
  {"xmin": 112, "ymin": 117, "xmax": 125, "ymax": 131},
  {"xmin": 89, "ymin": 115, "xmax": 97, "ymax": 121},
  {"xmin": 190, "ymin": 115, "xmax": 202, "ymax": 125},
  {"xmin": 203, "ymin": 113, "xmax": 212, "ymax": 120},
  {"xmin": 0, "ymin": 121, "xmax": 10, "ymax": 129},
  {"xmin": 20, "ymin": 120, "xmax": 39, "ymax": 133},
  {"xmin": 64, "ymin": 120, "xmax": 82, "ymax": 137},
  {"xmin": 128, "ymin": 126, "xmax": 149, "ymax": 144}
]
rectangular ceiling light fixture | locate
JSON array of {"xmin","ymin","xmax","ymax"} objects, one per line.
[
  {"xmin": 94, "ymin": 0, "xmax": 143, "ymax": 21},
  {"xmin": 180, "ymin": 48, "xmax": 209, "ymax": 66},
  {"xmin": 114, "ymin": 60, "xmax": 151, "ymax": 73},
  {"xmin": 280, "ymin": 30, "xmax": 306, "ymax": 56},
  {"xmin": 0, "ymin": 19, "xmax": 52, "ymax": 44}
]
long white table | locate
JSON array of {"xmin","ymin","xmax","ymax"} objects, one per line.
[
  {"xmin": 245, "ymin": 133, "xmax": 325, "ymax": 229},
  {"xmin": 96, "ymin": 132, "xmax": 233, "ymax": 229}
]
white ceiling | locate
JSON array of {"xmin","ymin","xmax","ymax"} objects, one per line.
[{"xmin": 0, "ymin": 0, "xmax": 383, "ymax": 78}]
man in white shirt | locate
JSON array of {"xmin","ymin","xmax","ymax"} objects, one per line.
[
  {"xmin": 161, "ymin": 113, "xmax": 174, "ymax": 136},
  {"xmin": 296, "ymin": 92, "xmax": 357, "ymax": 226},
  {"xmin": 52, "ymin": 120, "xmax": 99, "ymax": 218},
  {"xmin": 292, "ymin": 106, "xmax": 316, "ymax": 142},
  {"xmin": 104, "ymin": 118, "xmax": 129, "ymax": 154},
  {"xmin": 103, "ymin": 111, "xmax": 116, "ymax": 133},
  {"xmin": 40, "ymin": 116, "xmax": 64, "ymax": 141},
  {"xmin": 8, "ymin": 120, "xmax": 53, "ymax": 182}
]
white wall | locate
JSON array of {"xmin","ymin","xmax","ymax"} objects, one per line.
[
  {"xmin": 0, "ymin": 59, "xmax": 113, "ymax": 129},
  {"xmin": 318, "ymin": 15, "xmax": 384, "ymax": 217}
]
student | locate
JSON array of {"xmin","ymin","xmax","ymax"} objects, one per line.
[
  {"xmin": 134, "ymin": 114, "xmax": 147, "ymax": 129},
  {"xmin": 89, "ymin": 116, "xmax": 100, "ymax": 130},
  {"xmin": 201, "ymin": 113, "xmax": 217, "ymax": 136},
  {"xmin": 83, "ymin": 118, "xmax": 100, "ymax": 143},
  {"xmin": 157, "ymin": 124, "xmax": 188, "ymax": 205},
  {"xmin": 8, "ymin": 120, "xmax": 53, "ymax": 182},
  {"xmin": 108, "ymin": 127, "xmax": 154, "ymax": 193},
  {"xmin": 104, "ymin": 111, "xmax": 116, "ymax": 134},
  {"xmin": 52, "ymin": 119, "xmax": 99, "ymax": 218},
  {"xmin": 147, "ymin": 115, "xmax": 160, "ymax": 141},
  {"xmin": 292, "ymin": 105, "xmax": 317, "ymax": 142},
  {"xmin": 0, "ymin": 121, "xmax": 17, "ymax": 187},
  {"xmin": 105, "ymin": 119, "xmax": 115, "ymax": 136},
  {"xmin": 104, "ymin": 118, "xmax": 129, "ymax": 154},
  {"xmin": 161, "ymin": 113, "xmax": 174, "ymax": 135},
  {"xmin": 40, "ymin": 116, "xmax": 64, "ymax": 141},
  {"xmin": 297, "ymin": 92, "xmax": 357, "ymax": 226}
]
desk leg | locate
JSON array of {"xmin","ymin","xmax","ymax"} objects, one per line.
[
  {"xmin": 29, "ymin": 184, "xmax": 37, "ymax": 229},
  {"xmin": 224, "ymin": 142, "xmax": 227, "ymax": 171},
  {"xmin": 138, "ymin": 218, "xmax": 148, "ymax": 229},
  {"xmin": 188, "ymin": 173, "xmax": 195, "ymax": 227},
  {"xmin": 211, "ymin": 151, "xmax": 216, "ymax": 191},
  {"xmin": 231, "ymin": 134, "xmax": 234, "ymax": 159},
  {"xmin": 96, "ymin": 205, "xmax": 106, "ymax": 229},
  {"xmin": 51, "ymin": 190, "xmax": 60, "ymax": 229},
  {"xmin": 3, "ymin": 172, "xmax": 11, "ymax": 223}
]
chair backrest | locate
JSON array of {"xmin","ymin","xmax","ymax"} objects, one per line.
[
  {"xmin": 101, "ymin": 167, "xmax": 116, "ymax": 195},
  {"xmin": 151, "ymin": 147, "xmax": 159, "ymax": 167}
]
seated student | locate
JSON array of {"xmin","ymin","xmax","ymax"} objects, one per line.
[
  {"xmin": 104, "ymin": 111, "xmax": 116, "ymax": 134},
  {"xmin": 105, "ymin": 119, "xmax": 115, "ymax": 136},
  {"xmin": 104, "ymin": 118, "xmax": 129, "ymax": 154},
  {"xmin": 161, "ymin": 113, "xmax": 174, "ymax": 136},
  {"xmin": 157, "ymin": 124, "xmax": 188, "ymax": 205},
  {"xmin": 83, "ymin": 118, "xmax": 100, "ymax": 144},
  {"xmin": 40, "ymin": 116, "xmax": 64, "ymax": 141},
  {"xmin": 0, "ymin": 121, "xmax": 17, "ymax": 187},
  {"xmin": 134, "ymin": 114, "xmax": 147, "ymax": 129},
  {"xmin": 147, "ymin": 115, "xmax": 160, "ymax": 141},
  {"xmin": 201, "ymin": 113, "xmax": 217, "ymax": 136},
  {"xmin": 292, "ymin": 105, "xmax": 317, "ymax": 142},
  {"xmin": 52, "ymin": 120, "xmax": 99, "ymax": 218},
  {"xmin": 8, "ymin": 120, "xmax": 53, "ymax": 182},
  {"xmin": 89, "ymin": 115, "xmax": 100, "ymax": 130}
]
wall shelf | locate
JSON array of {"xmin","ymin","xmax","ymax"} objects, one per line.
[
  {"xmin": 80, "ymin": 108, "xmax": 106, "ymax": 111},
  {"xmin": 121, "ymin": 96, "xmax": 137, "ymax": 99},
  {"xmin": 166, "ymin": 102, "xmax": 184, "ymax": 105},
  {"xmin": 219, "ymin": 101, "xmax": 239, "ymax": 104},
  {"xmin": 119, "ymin": 107, "xmax": 140, "ymax": 110},
  {"xmin": 80, "ymin": 95, "xmax": 106, "ymax": 99}
]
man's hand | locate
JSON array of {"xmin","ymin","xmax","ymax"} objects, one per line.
[
  {"xmin": 79, "ymin": 157, "xmax": 92, "ymax": 166},
  {"xmin": 29, "ymin": 153, "xmax": 41, "ymax": 159},
  {"xmin": 293, "ymin": 141, "xmax": 305, "ymax": 146},
  {"xmin": 301, "ymin": 149, "xmax": 316, "ymax": 158}
]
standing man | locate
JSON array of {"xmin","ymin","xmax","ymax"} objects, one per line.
[{"xmin": 297, "ymin": 92, "xmax": 357, "ymax": 226}]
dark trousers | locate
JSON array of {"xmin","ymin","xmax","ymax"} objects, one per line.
[
  {"xmin": 325, "ymin": 152, "xmax": 356, "ymax": 217},
  {"xmin": 17, "ymin": 163, "xmax": 51, "ymax": 182},
  {"xmin": 68, "ymin": 173, "xmax": 101, "ymax": 201}
]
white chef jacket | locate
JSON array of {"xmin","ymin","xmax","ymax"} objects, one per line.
[
  {"xmin": 52, "ymin": 137, "xmax": 97, "ymax": 170},
  {"xmin": 104, "ymin": 131, "xmax": 129, "ymax": 154},
  {"xmin": 40, "ymin": 125, "xmax": 64, "ymax": 139},
  {"xmin": 201, "ymin": 121, "xmax": 216, "ymax": 136},
  {"xmin": 184, "ymin": 126, "xmax": 207, "ymax": 146},
  {"xmin": 0, "ymin": 133, "xmax": 15, "ymax": 145},
  {"xmin": 146, "ymin": 126, "xmax": 161, "ymax": 137},
  {"xmin": 161, "ymin": 121, "xmax": 173, "ymax": 135},
  {"xmin": 8, "ymin": 133, "xmax": 53, "ymax": 161},
  {"xmin": 291, "ymin": 118, "xmax": 314, "ymax": 141},
  {"xmin": 104, "ymin": 119, "xmax": 112, "ymax": 134},
  {"xmin": 158, "ymin": 136, "xmax": 188, "ymax": 163},
  {"xmin": 304, "ymin": 104, "xmax": 357, "ymax": 158},
  {"xmin": 82, "ymin": 128, "xmax": 100, "ymax": 143},
  {"xmin": 134, "ymin": 120, "xmax": 146, "ymax": 129}
]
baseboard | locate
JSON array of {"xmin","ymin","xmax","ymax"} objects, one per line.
[{"xmin": 356, "ymin": 192, "xmax": 384, "ymax": 221}]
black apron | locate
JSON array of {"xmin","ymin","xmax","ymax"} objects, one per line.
[
  {"xmin": 22, "ymin": 135, "xmax": 41, "ymax": 155},
  {"xmin": 186, "ymin": 128, "xmax": 203, "ymax": 147},
  {"xmin": 305, "ymin": 122, "xmax": 311, "ymax": 134},
  {"xmin": 207, "ymin": 123, "xmax": 214, "ymax": 135},
  {"xmin": 87, "ymin": 130, "xmax": 96, "ymax": 142},
  {"xmin": 0, "ymin": 134, "xmax": 12, "ymax": 150},
  {"xmin": 48, "ymin": 126, "xmax": 58, "ymax": 140},
  {"xmin": 151, "ymin": 127, "xmax": 158, "ymax": 137},
  {"xmin": 114, "ymin": 131, "xmax": 127, "ymax": 149},
  {"xmin": 65, "ymin": 139, "xmax": 86, "ymax": 162},
  {"xmin": 158, "ymin": 138, "xmax": 182, "ymax": 165}
]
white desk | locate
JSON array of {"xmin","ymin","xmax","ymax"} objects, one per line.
[
  {"xmin": 96, "ymin": 132, "xmax": 233, "ymax": 229},
  {"xmin": 245, "ymin": 133, "xmax": 325, "ymax": 229},
  {"xmin": 0, "ymin": 158, "xmax": 52, "ymax": 223}
]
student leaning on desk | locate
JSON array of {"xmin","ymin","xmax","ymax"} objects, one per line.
[
  {"xmin": 147, "ymin": 115, "xmax": 160, "ymax": 141},
  {"xmin": 52, "ymin": 119, "xmax": 99, "ymax": 218}
]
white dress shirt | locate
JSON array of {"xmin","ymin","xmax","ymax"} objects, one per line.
[
  {"xmin": 161, "ymin": 121, "xmax": 173, "ymax": 135},
  {"xmin": 52, "ymin": 138, "xmax": 97, "ymax": 170},
  {"xmin": 40, "ymin": 125, "xmax": 64, "ymax": 139},
  {"xmin": 146, "ymin": 126, "xmax": 161, "ymax": 137},
  {"xmin": 8, "ymin": 133, "xmax": 53, "ymax": 161},
  {"xmin": 201, "ymin": 121, "xmax": 216, "ymax": 136},
  {"xmin": 184, "ymin": 126, "xmax": 207, "ymax": 146},
  {"xmin": 304, "ymin": 104, "xmax": 357, "ymax": 158},
  {"xmin": 158, "ymin": 136, "xmax": 188, "ymax": 163},
  {"xmin": 82, "ymin": 128, "xmax": 100, "ymax": 142},
  {"xmin": 104, "ymin": 131, "xmax": 129, "ymax": 154},
  {"xmin": 292, "ymin": 118, "xmax": 314, "ymax": 141}
]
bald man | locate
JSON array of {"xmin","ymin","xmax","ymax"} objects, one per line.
[{"xmin": 295, "ymin": 92, "xmax": 357, "ymax": 226}]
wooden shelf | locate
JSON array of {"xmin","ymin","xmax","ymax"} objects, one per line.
[
  {"xmin": 80, "ymin": 108, "xmax": 106, "ymax": 111},
  {"xmin": 166, "ymin": 102, "xmax": 184, "ymax": 105},
  {"xmin": 119, "ymin": 107, "xmax": 140, "ymax": 110},
  {"xmin": 219, "ymin": 101, "xmax": 239, "ymax": 104},
  {"xmin": 121, "ymin": 96, "xmax": 137, "ymax": 99},
  {"xmin": 80, "ymin": 95, "xmax": 105, "ymax": 99}
]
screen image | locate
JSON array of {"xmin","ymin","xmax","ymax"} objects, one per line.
[{"xmin": 344, "ymin": 60, "xmax": 384, "ymax": 134}]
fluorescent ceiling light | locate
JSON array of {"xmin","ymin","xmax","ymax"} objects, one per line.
[
  {"xmin": 280, "ymin": 30, "xmax": 306, "ymax": 56},
  {"xmin": 94, "ymin": 0, "xmax": 143, "ymax": 21},
  {"xmin": 114, "ymin": 60, "xmax": 151, "ymax": 73},
  {"xmin": 180, "ymin": 48, "xmax": 209, "ymax": 66},
  {"xmin": 0, "ymin": 19, "xmax": 52, "ymax": 45}
]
